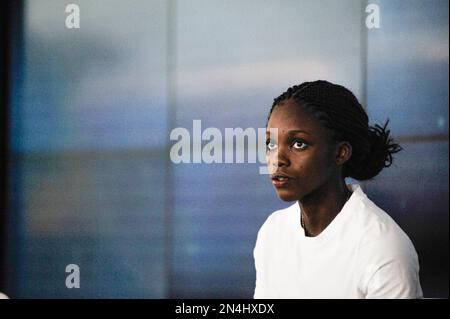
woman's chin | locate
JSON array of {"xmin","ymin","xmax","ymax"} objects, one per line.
[{"xmin": 275, "ymin": 189, "xmax": 299, "ymax": 202}]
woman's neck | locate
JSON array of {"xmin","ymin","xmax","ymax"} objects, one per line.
[{"xmin": 299, "ymin": 181, "xmax": 351, "ymax": 237}]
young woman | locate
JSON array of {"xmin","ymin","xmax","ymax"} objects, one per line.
[{"xmin": 254, "ymin": 80, "xmax": 422, "ymax": 299}]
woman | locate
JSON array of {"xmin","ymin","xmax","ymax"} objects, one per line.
[{"xmin": 254, "ymin": 80, "xmax": 422, "ymax": 298}]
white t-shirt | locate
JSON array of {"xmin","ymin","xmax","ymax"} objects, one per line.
[{"xmin": 253, "ymin": 184, "xmax": 423, "ymax": 299}]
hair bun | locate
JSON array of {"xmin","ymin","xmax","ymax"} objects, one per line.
[{"xmin": 348, "ymin": 120, "xmax": 402, "ymax": 180}]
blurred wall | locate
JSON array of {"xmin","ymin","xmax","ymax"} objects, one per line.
[{"xmin": 4, "ymin": 0, "xmax": 448, "ymax": 298}]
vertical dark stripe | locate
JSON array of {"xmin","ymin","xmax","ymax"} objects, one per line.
[
  {"xmin": 164, "ymin": 0, "xmax": 177, "ymax": 298},
  {"xmin": 0, "ymin": 0, "xmax": 10, "ymax": 293},
  {"xmin": 360, "ymin": 0, "xmax": 369, "ymax": 111},
  {"xmin": 1, "ymin": 0, "xmax": 24, "ymax": 297}
]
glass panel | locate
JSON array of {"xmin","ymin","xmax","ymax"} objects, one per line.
[
  {"xmin": 9, "ymin": 0, "xmax": 168, "ymax": 298},
  {"xmin": 172, "ymin": 0, "xmax": 366, "ymax": 297},
  {"xmin": 366, "ymin": 0, "xmax": 449, "ymax": 136},
  {"xmin": 366, "ymin": 0, "xmax": 449, "ymax": 297}
]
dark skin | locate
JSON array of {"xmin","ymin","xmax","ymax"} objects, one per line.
[{"xmin": 266, "ymin": 99, "xmax": 353, "ymax": 237}]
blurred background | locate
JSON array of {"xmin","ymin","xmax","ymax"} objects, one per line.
[{"xmin": 0, "ymin": 0, "xmax": 448, "ymax": 298}]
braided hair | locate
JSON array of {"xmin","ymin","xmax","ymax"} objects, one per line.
[{"xmin": 267, "ymin": 80, "xmax": 402, "ymax": 181}]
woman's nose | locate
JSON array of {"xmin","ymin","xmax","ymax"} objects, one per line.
[{"xmin": 270, "ymin": 146, "xmax": 290, "ymax": 168}]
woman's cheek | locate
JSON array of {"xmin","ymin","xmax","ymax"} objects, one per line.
[{"xmin": 266, "ymin": 154, "xmax": 276, "ymax": 174}]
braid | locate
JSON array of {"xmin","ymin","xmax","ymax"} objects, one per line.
[
  {"xmin": 267, "ymin": 82, "xmax": 312, "ymax": 124},
  {"xmin": 267, "ymin": 80, "xmax": 402, "ymax": 180}
]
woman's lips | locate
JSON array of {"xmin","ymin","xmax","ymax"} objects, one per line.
[{"xmin": 271, "ymin": 174, "xmax": 292, "ymax": 187}]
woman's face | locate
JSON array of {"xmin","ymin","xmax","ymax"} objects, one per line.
[{"xmin": 266, "ymin": 100, "xmax": 339, "ymax": 202}]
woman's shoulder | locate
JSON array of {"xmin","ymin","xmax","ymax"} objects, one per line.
[
  {"xmin": 257, "ymin": 202, "xmax": 298, "ymax": 235},
  {"xmin": 353, "ymin": 186, "xmax": 418, "ymax": 259},
  {"xmin": 351, "ymin": 186, "xmax": 421, "ymax": 297}
]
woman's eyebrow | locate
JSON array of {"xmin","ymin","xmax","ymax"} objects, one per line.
[
  {"xmin": 265, "ymin": 129, "xmax": 311, "ymax": 135},
  {"xmin": 288, "ymin": 129, "xmax": 310, "ymax": 135}
]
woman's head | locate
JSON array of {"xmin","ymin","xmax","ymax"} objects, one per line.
[{"xmin": 266, "ymin": 80, "xmax": 401, "ymax": 201}]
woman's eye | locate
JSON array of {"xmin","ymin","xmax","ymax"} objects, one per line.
[
  {"xmin": 266, "ymin": 141, "xmax": 277, "ymax": 151},
  {"xmin": 292, "ymin": 140, "xmax": 307, "ymax": 150}
]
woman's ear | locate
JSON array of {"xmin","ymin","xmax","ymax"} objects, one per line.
[{"xmin": 335, "ymin": 141, "xmax": 352, "ymax": 166}]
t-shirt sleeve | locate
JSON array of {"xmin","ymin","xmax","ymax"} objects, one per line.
[
  {"xmin": 253, "ymin": 242, "xmax": 264, "ymax": 298},
  {"xmin": 253, "ymin": 215, "xmax": 272, "ymax": 299},
  {"xmin": 358, "ymin": 225, "xmax": 423, "ymax": 299},
  {"xmin": 364, "ymin": 259, "xmax": 423, "ymax": 299}
]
